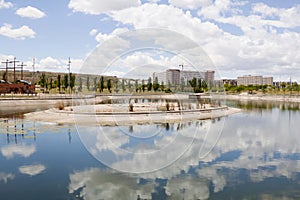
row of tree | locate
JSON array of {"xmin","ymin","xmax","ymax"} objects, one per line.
[
  {"xmin": 38, "ymin": 73, "xmax": 75, "ymax": 93},
  {"xmin": 224, "ymin": 82, "xmax": 300, "ymax": 95},
  {"xmin": 37, "ymin": 73, "xmax": 212, "ymax": 94}
]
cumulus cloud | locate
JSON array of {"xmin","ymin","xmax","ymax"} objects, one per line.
[
  {"xmin": 19, "ymin": 164, "xmax": 46, "ymax": 176},
  {"xmin": 0, "ymin": 172, "xmax": 14, "ymax": 183},
  {"xmin": 169, "ymin": 0, "xmax": 212, "ymax": 10},
  {"xmin": 0, "ymin": 0, "xmax": 12, "ymax": 9},
  {"xmin": 15, "ymin": 6, "xmax": 46, "ymax": 19},
  {"xmin": 68, "ymin": 0, "xmax": 141, "ymax": 15},
  {"xmin": 0, "ymin": 23, "xmax": 35, "ymax": 40},
  {"xmin": 89, "ymin": 28, "xmax": 98, "ymax": 36},
  {"xmin": 37, "ymin": 57, "xmax": 83, "ymax": 73},
  {"xmin": 69, "ymin": 168, "xmax": 154, "ymax": 200},
  {"xmin": 1, "ymin": 144, "xmax": 36, "ymax": 159}
]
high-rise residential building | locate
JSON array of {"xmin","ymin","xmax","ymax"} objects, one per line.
[
  {"xmin": 153, "ymin": 69, "xmax": 215, "ymax": 86},
  {"xmin": 263, "ymin": 77, "xmax": 273, "ymax": 86},
  {"xmin": 237, "ymin": 75, "xmax": 273, "ymax": 86}
]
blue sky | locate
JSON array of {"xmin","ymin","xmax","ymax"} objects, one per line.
[{"xmin": 0, "ymin": 0, "xmax": 299, "ymax": 81}]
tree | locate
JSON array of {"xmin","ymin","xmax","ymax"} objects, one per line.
[
  {"xmin": 135, "ymin": 80, "xmax": 139, "ymax": 92},
  {"xmin": 122, "ymin": 79, "xmax": 126, "ymax": 92},
  {"xmin": 39, "ymin": 73, "xmax": 46, "ymax": 88},
  {"xmin": 2, "ymin": 71, "xmax": 6, "ymax": 80},
  {"xmin": 49, "ymin": 78, "xmax": 53, "ymax": 91},
  {"xmin": 70, "ymin": 73, "xmax": 76, "ymax": 92},
  {"xmin": 202, "ymin": 80, "xmax": 207, "ymax": 92},
  {"xmin": 168, "ymin": 80, "xmax": 171, "ymax": 90},
  {"xmin": 63, "ymin": 74, "xmax": 69, "ymax": 91},
  {"xmin": 78, "ymin": 77, "xmax": 83, "ymax": 92},
  {"xmin": 93, "ymin": 77, "xmax": 97, "ymax": 91},
  {"xmin": 114, "ymin": 79, "xmax": 119, "ymax": 93},
  {"xmin": 147, "ymin": 77, "xmax": 152, "ymax": 91},
  {"xmin": 142, "ymin": 79, "xmax": 145, "ymax": 92},
  {"xmin": 86, "ymin": 76, "xmax": 90, "ymax": 91},
  {"xmin": 128, "ymin": 80, "xmax": 132, "ymax": 92},
  {"xmin": 160, "ymin": 81, "xmax": 165, "ymax": 91},
  {"xmin": 99, "ymin": 76, "xmax": 104, "ymax": 92},
  {"xmin": 57, "ymin": 74, "xmax": 61, "ymax": 92},
  {"xmin": 180, "ymin": 77, "xmax": 185, "ymax": 92},
  {"xmin": 189, "ymin": 77, "xmax": 197, "ymax": 92},
  {"xmin": 107, "ymin": 79, "xmax": 112, "ymax": 93},
  {"xmin": 153, "ymin": 77, "xmax": 159, "ymax": 92}
]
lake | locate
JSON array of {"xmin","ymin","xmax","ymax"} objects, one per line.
[{"xmin": 0, "ymin": 100, "xmax": 300, "ymax": 199}]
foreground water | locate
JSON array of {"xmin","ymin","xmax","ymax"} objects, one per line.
[{"xmin": 0, "ymin": 100, "xmax": 300, "ymax": 199}]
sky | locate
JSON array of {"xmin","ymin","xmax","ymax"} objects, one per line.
[{"xmin": 0, "ymin": 0, "xmax": 299, "ymax": 81}]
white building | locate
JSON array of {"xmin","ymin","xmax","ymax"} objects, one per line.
[
  {"xmin": 153, "ymin": 69, "xmax": 215, "ymax": 86},
  {"xmin": 237, "ymin": 75, "xmax": 273, "ymax": 86}
]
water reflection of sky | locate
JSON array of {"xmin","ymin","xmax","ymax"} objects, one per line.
[{"xmin": 0, "ymin": 101, "xmax": 300, "ymax": 199}]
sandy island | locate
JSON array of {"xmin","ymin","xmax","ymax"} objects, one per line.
[{"xmin": 25, "ymin": 101, "xmax": 241, "ymax": 125}]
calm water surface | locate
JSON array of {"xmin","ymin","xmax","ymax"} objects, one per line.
[{"xmin": 0, "ymin": 100, "xmax": 300, "ymax": 199}]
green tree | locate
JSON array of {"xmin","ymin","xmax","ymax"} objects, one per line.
[
  {"xmin": 180, "ymin": 77, "xmax": 185, "ymax": 92},
  {"xmin": 189, "ymin": 78, "xmax": 197, "ymax": 92},
  {"xmin": 99, "ymin": 76, "xmax": 104, "ymax": 92},
  {"xmin": 57, "ymin": 74, "xmax": 61, "ymax": 92},
  {"xmin": 86, "ymin": 76, "xmax": 90, "ymax": 91},
  {"xmin": 122, "ymin": 79, "xmax": 126, "ymax": 92},
  {"xmin": 49, "ymin": 78, "xmax": 53, "ymax": 91},
  {"xmin": 160, "ymin": 81, "xmax": 165, "ymax": 91},
  {"xmin": 168, "ymin": 80, "xmax": 171, "ymax": 90},
  {"xmin": 135, "ymin": 80, "xmax": 139, "ymax": 92},
  {"xmin": 114, "ymin": 79, "xmax": 119, "ymax": 93},
  {"xmin": 39, "ymin": 73, "xmax": 46, "ymax": 88},
  {"xmin": 107, "ymin": 79, "xmax": 112, "ymax": 93},
  {"xmin": 63, "ymin": 74, "xmax": 69, "ymax": 91},
  {"xmin": 142, "ymin": 80, "xmax": 145, "ymax": 92},
  {"xmin": 147, "ymin": 77, "xmax": 152, "ymax": 91},
  {"xmin": 93, "ymin": 77, "xmax": 97, "ymax": 91},
  {"xmin": 153, "ymin": 77, "xmax": 159, "ymax": 92},
  {"xmin": 202, "ymin": 80, "xmax": 207, "ymax": 92},
  {"xmin": 128, "ymin": 80, "xmax": 132, "ymax": 92},
  {"xmin": 70, "ymin": 73, "xmax": 76, "ymax": 92},
  {"xmin": 2, "ymin": 71, "xmax": 6, "ymax": 80},
  {"xmin": 78, "ymin": 77, "xmax": 82, "ymax": 92}
]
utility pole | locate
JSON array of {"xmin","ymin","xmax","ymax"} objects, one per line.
[
  {"xmin": 32, "ymin": 58, "xmax": 35, "ymax": 84},
  {"xmin": 1, "ymin": 59, "xmax": 12, "ymax": 82},
  {"xmin": 13, "ymin": 57, "xmax": 20, "ymax": 83},
  {"xmin": 67, "ymin": 57, "xmax": 71, "ymax": 94},
  {"xmin": 17, "ymin": 62, "xmax": 27, "ymax": 80}
]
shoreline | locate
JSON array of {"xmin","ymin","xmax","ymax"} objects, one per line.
[{"xmin": 214, "ymin": 94, "xmax": 300, "ymax": 103}]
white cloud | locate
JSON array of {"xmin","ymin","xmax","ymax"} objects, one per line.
[
  {"xmin": 0, "ymin": 0, "xmax": 12, "ymax": 9},
  {"xmin": 68, "ymin": 0, "xmax": 141, "ymax": 15},
  {"xmin": 69, "ymin": 168, "xmax": 154, "ymax": 200},
  {"xmin": 1, "ymin": 144, "xmax": 36, "ymax": 159},
  {"xmin": 75, "ymin": 1, "xmax": 300, "ymax": 81},
  {"xmin": 19, "ymin": 164, "xmax": 46, "ymax": 176},
  {"xmin": 197, "ymin": 0, "xmax": 247, "ymax": 19},
  {"xmin": 0, "ymin": 23, "xmax": 35, "ymax": 40},
  {"xmin": 15, "ymin": 6, "xmax": 46, "ymax": 19},
  {"xmin": 89, "ymin": 28, "xmax": 98, "ymax": 36},
  {"xmin": 0, "ymin": 172, "xmax": 14, "ymax": 183},
  {"xmin": 168, "ymin": 0, "xmax": 212, "ymax": 10},
  {"xmin": 36, "ymin": 57, "xmax": 84, "ymax": 73},
  {"xmin": 38, "ymin": 57, "xmax": 62, "ymax": 71},
  {"xmin": 165, "ymin": 176, "xmax": 209, "ymax": 199},
  {"xmin": 94, "ymin": 27, "xmax": 128, "ymax": 43}
]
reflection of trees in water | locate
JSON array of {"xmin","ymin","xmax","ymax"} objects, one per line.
[
  {"xmin": 0, "ymin": 118, "xmax": 74, "ymax": 144},
  {"xmin": 227, "ymin": 100, "xmax": 300, "ymax": 112}
]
